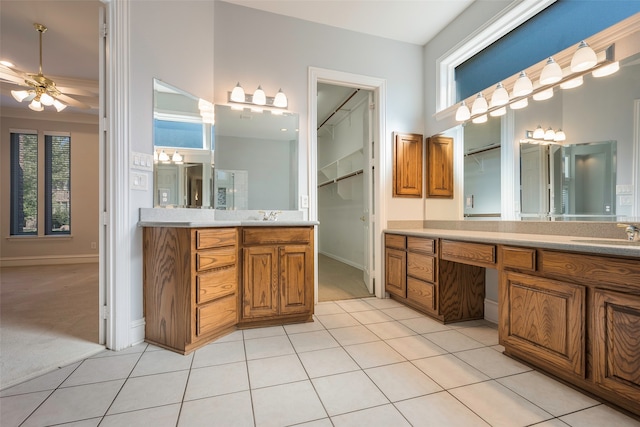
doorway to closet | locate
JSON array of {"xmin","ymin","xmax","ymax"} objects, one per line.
[{"xmin": 316, "ymin": 83, "xmax": 374, "ymax": 301}]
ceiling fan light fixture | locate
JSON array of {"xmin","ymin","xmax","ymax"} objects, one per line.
[
  {"xmin": 11, "ymin": 90, "xmax": 31, "ymax": 102},
  {"xmin": 53, "ymin": 99, "xmax": 67, "ymax": 112},
  {"xmin": 29, "ymin": 99, "xmax": 44, "ymax": 111},
  {"xmin": 40, "ymin": 92, "xmax": 54, "ymax": 106}
]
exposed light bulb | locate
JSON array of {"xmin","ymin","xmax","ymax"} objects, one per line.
[
  {"xmin": 539, "ymin": 57, "xmax": 563, "ymax": 85},
  {"xmin": 273, "ymin": 89, "xmax": 288, "ymax": 108},
  {"xmin": 560, "ymin": 76, "xmax": 583, "ymax": 90},
  {"xmin": 40, "ymin": 92, "xmax": 54, "ymax": 106},
  {"xmin": 533, "ymin": 88, "xmax": 554, "ymax": 101},
  {"xmin": 230, "ymin": 82, "xmax": 245, "ymax": 103},
  {"xmin": 512, "ymin": 71, "xmax": 533, "ymax": 97},
  {"xmin": 252, "ymin": 85, "xmax": 266, "ymax": 105},
  {"xmin": 592, "ymin": 61, "xmax": 620, "ymax": 78},
  {"xmin": 490, "ymin": 83, "xmax": 509, "ymax": 107},
  {"xmin": 570, "ymin": 40, "xmax": 597, "ymax": 72},
  {"xmin": 471, "ymin": 93, "xmax": 488, "ymax": 115},
  {"xmin": 455, "ymin": 101, "xmax": 470, "ymax": 122},
  {"xmin": 11, "ymin": 90, "xmax": 30, "ymax": 102}
]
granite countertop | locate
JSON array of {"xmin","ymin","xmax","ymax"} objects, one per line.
[
  {"xmin": 385, "ymin": 228, "xmax": 640, "ymax": 258},
  {"xmin": 138, "ymin": 220, "xmax": 319, "ymax": 228}
]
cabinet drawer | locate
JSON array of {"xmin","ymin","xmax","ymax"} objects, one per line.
[
  {"xmin": 407, "ymin": 253, "xmax": 435, "ymax": 282},
  {"xmin": 196, "ymin": 246, "xmax": 237, "ymax": 271},
  {"xmin": 197, "ymin": 265, "xmax": 237, "ymax": 304},
  {"xmin": 242, "ymin": 227, "xmax": 311, "ymax": 245},
  {"xmin": 541, "ymin": 251, "xmax": 640, "ymax": 288},
  {"xmin": 196, "ymin": 228, "xmax": 237, "ymax": 250},
  {"xmin": 407, "ymin": 237, "xmax": 436, "ymax": 254},
  {"xmin": 441, "ymin": 240, "xmax": 495, "ymax": 267},
  {"xmin": 502, "ymin": 246, "xmax": 536, "ymax": 272},
  {"xmin": 197, "ymin": 294, "xmax": 237, "ymax": 336},
  {"xmin": 407, "ymin": 277, "xmax": 436, "ymax": 312},
  {"xmin": 385, "ymin": 234, "xmax": 406, "ymax": 250}
]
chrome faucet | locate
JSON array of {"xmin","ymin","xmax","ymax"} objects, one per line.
[
  {"xmin": 617, "ymin": 223, "xmax": 640, "ymax": 241},
  {"xmin": 258, "ymin": 210, "xmax": 281, "ymax": 221}
]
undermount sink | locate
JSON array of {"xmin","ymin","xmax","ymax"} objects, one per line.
[{"xmin": 571, "ymin": 239, "xmax": 640, "ymax": 246}]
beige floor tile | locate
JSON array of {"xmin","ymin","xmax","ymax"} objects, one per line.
[
  {"xmin": 209, "ymin": 329, "xmax": 244, "ymax": 343},
  {"xmin": 456, "ymin": 324, "xmax": 500, "ymax": 346},
  {"xmin": 179, "ymin": 391, "xmax": 254, "ymax": 427},
  {"xmin": 454, "ymin": 347, "xmax": 532, "ymax": 378},
  {"xmin": 366, "ymin": 320, "xmax": 417, "ymax": 340},
  {"xmin": 332, "ymin": 403, "xmax": 412, "ymax": 427},
  {"xmin": 22, "ymin": 380, "xmax": 124, "ymax": 426},
  {"xmin": 107, "ymin": 371, "xmax": 188, "ymax": 415},
  {"xmin": 413, "ymin": 354, "xmax": 489, "ymax": 389},
  {"xmin": 450, "ymin": 380, "xmax": 553, "ymax": 427},
  {"xmin": 89, "ymin": 343, "xmax": 147, "ymax": 359},
  {"xmin": 252, "ymin": 381, "xmax": 327, "ymax": 427},
  {"xmin": 365, "ymin": 361, "xmax": 442, "ymax": 401},
  {"xmin": 328, "ymin": 325, "xmax": 380, "ymax": 346},
  {"xmin": 336, "ymin": 299, "xmax": 377, "ymax": 313},
  {"xmin": 288, "ymin": 330, "xmax": 340, "ymax": 353},
  {"xmin": 344, "ymin": 340, "xmax": 405, "ymax": 369},
  {"xmin": 400, "ymin": 316, "xmax": 451, "ymax": 334},
  {"xmin": 0, "ymin": 390, "xmax": 51, "ymax": 427},
  {"xmin": 191, "ymin": 340, "xmax": 246, "ymax": 368},
  {"xmin": 248, "ymin": 354, "xmax": 308, "ymax": 389},
  {"xmin": 244, "ymin": 335, "xmax": 295, "ymax": 360},
  {"xmin": 315, "ymin": 313, "xmax": 360, "ymax": 329},
  {"xmin": 295, "ymin": 418, "xmax": 333, "ymax": 427},
  {"xmin": 284, "ymin": 319, "xmax": 326, "ymax": 334},
  {"xmin": 363, "ymin": 297, "xmax": 405, "ymax": 310},
  {"xmin": 560, "ymin": 404, "xmax": 640, "ymax": 427},
  {"xmin": 184, "ymin": 361, "xmax": 249, "ymax": 401},
  {"xmin": 100, "ymin": 404, "xmax": 180, "ymax": 427},
  {"xmin": 130, "ymin": 349, "xmax": 193, "ymax": 377},
  {"xmin": 58, "ymin": 418, "xmax": 102, "ymax": 426},
  {"xmin": 395, "ymin": 392, "xmax": 490, "ymax": 427},
  {"xmin": 0, "ymin": 363, "xmax": 80, "ymax": 397},
  {"xmin": 350, "ymin": 309, "xmax": 394, "ymax": 324},
  {"xmin": 61, "ymin": 353, "xmax": 140, "ymax": 387},
  {"xmin": 242, "ymin": 325, "xmax": 285, "ymax": 340},
  {"xmin": 385, "ymin": 334, "xmax": 447, "ymax": 360},
  {"xmin": 314, "ymin": 302, "xmax": 346, "ymax": 315},
  {"xmin": 297, "ymin": 347, "xmax": 360, "ymax": 378},
  {"xmin": 423, "ymin": 329, "xmax": 485, "ymax": 352},
  {"xmin": 312, "ymin": 371, "xmax": 389, "ymax": 416},
  {"xmin": 497, "ymin": 370, "xmax": 599, "ymax": 417},
  {"xmin": 380, "ymin": 306, "xmax": 424, "ymax": 320}
]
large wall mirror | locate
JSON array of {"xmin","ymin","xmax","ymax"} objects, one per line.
[
  {"xmin": 152, "ymin": 79, "xmax": 299, "ymax": 210},
  {"xmin": 461, "ymin": 42, "xmax": 639, "ymax": 221}
]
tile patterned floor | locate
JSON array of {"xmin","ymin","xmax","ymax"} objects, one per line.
[{"xmin": 2, "ymin": 297, "xmax": 639, "ymax": 427}]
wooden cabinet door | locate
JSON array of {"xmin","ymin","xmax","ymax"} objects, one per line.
[
  {"xmin": 385, "ymin": 248, "xmax": 406, "ymax": 297},
  {"xmin": 593, "ymin": 289, "xmax": 640, "ymax": 404},
  {"xmin": 500, "ymin": 272, "xmax": 585, "ymax": 378},
  {"xmin": 279, "ymin": 245, "xmax": 313, "ymax": 315},
  {"xmin": 393, "ymin": 132, "xmax": 423, "ymax": 197},
  {"xmin": 426, "ymin": 135, "xmax": 453, "ymax": 198},
  {"xmin": 242, "ymin": 246, "xmax": 278, "ymax": 318}
]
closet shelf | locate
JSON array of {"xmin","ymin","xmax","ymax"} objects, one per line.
[
  {"xmin": 318, "ymin": 148, "xmax": 364, "ymax": 187},
  {"xmin": 318, "ymin": 169, "xmax": 363, "ymax": 188}
]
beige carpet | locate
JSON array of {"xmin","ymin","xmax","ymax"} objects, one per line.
[
  {"xmin": 0, "ymin": 264, "xmax": 104, "ymax": 390},
  {"xmin": 318, "ymin": 254, "xmax": 373, "ymax": 301}
]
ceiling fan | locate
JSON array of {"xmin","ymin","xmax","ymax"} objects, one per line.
[{"xmin": 0, "ymin": 23, "xmax": 94, "ymax": 112}]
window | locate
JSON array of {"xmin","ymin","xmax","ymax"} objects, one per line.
[{"xmin": 9, "ymin": 131, "xmax": 71, "ymax": 236}]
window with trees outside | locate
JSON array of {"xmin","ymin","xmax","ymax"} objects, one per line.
[{"xmin": 10, "ymin": 131, "xmax": 71, "ymax": 236}]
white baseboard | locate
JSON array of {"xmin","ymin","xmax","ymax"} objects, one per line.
[
  {"xmin": 0, "ymin": 254, "xmax": 99, "ymax": 267},
  {"xmin": 319, "ymin": 251, "xmax": 364, "ymax": 270},
  {"xmin": 130, "ymin": 318, "xmax": 146, "ymax": 346},
  {"xmin": 484, "ymin": 298, "xmax": 499, "ymax": 324}
]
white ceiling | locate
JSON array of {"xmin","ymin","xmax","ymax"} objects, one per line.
[{"xmin": 0, "ymin": 0, "xmax": 475, "ymax": 115}]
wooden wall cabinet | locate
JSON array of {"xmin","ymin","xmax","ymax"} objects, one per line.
[
  {"xmin": 393, "ymin": 132, "xmax": 423, "ymax": 198},
  {"xmin": 143, "ymin": 227, "xmax": 238, "ymax": 354},
  {"xmin": 426, "ymin": 135, "xmax": 453, "ymax": 198},
  {"xmin": 240, "ymin": 227, "xmax": 314, "ymax": 326}
]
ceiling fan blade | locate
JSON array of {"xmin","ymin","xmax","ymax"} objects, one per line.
[
  {"xmin": 56, "ymin": 93, "xmax": 91, "ymax": 109},
  {"xmin": 0, "ymin": 65, "xmax": 29, "ymax": 86},
  {"xmin": 56, "ymin": 85, "xmax": 98, "ymax": 97}
]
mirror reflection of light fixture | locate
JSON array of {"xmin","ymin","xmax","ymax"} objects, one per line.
[
  {"xmin": 158, "ymin": 150, "xmax": 170, "ymax": 163},
  {"xmin": 570, "ymin": 40, "xmax": 597, "ymax": 72},
  {"xmin": 524, "ymin": 127, "xmax": 567, "ymax": 144},
  {"xmin": 510, "ymin": 98, "xmax": 528, "ymax": 110},
  {"xmin": 489, "ymin": 106, "xmax": 507, "ymax": 117},
  {"xmin": 592, "ymin": 61, "xmax": 620, "ymax": 77},
  {"xmin": 554, "ymin": 129, "xmax": 566, "ymax": 141},
  {"xmin": 544, "ymin": 127, "xmax": 556, "ymax": 141},
  {"xmin": 455, "ymin": 101, "xmax": 471, "ymax": 121},
  {"xmin": 472, "ymin": 114, "xmax": 488, "ymax": 124},
  {"xmin": 172, "ymin": 151, "xmax": 183, "ymax": 164},
  {"xmin": 560, "ymin": 76, "xmax": 584, "ymax": 89},
  {"xmin": 533, "ymin": 88, "xmax": 554, "ymax": 101},
  {"xmin": 539, "ymin": 57, "xmax": 563, "ymax": 85},
  {"xmin": 533, "ymin": 125, "xmax": 545, "ymax": 139},
  {"xmin": 228, "ymin": 83, "xmax": 288, "ymax": 109}
]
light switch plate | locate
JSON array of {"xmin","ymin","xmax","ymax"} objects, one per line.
[
  {"xmin": 300, "ymin": 195, "xmax": 309, "ymax": 208},
  {"xmin": 131, "ymin": 151, "xmax": 154, "ymax": 171},
  {"xmin": 131, "ymin": 172, "xmax": 149, "ymax": 190}
]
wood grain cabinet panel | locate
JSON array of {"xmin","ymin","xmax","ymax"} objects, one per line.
[
  {"xmin": 393, "ymin": 132, "xmax": 423, "ymax": 198},
  {"xmin": 242, "ymin": 246, "xmax": 278, "ymax": 318},
  {"xmin": 501, "ymin": 246, "xmax": 536, "ymax": 272},
  {"xmin": 385, "ymin": 248, "xmax": 407, "ymax": 298},
  {"xmin": 441, "ymin": 240, "xmax": 496, "ymax": 268},
  {"xmin": 426, "ymin": 135, "xmax": 453, "ymax": 198},
  {"xmin": 593, "ymin": 289, "xmax": 640, "ymax": 406},
  {"xmin": 280, "ymin": 245, "xmax": 314, "ymax": 315},
  {"xmin": 407, "ymin": 252, "xmax": 435, "ymax": 282},
  {"xmin": 407, "ymin": 277, "xmax": 436, "ymax": 313},
  {"xmin": 500, "ymin": 272, "xmax": 585, "ymax": 378}
]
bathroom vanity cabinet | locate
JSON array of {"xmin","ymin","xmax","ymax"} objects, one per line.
[
  {"xmin": 384, "ymin": 230, "xmax": 640, "ymax": 416},
  {"xmin": 142, "ymin": 225, "xmax": 314, "ymax": 354}
]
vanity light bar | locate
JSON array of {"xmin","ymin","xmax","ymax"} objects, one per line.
[{"xmin": 227, "ymin": 84, "xmax": 288, "ymax": 109}]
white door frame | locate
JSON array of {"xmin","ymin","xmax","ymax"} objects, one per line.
[{"xmin": 308, "ymin": 67, "xmax": 387, "ymax": 301}]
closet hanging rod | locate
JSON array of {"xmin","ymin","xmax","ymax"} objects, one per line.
[
  {"xmin": 317, "ymin": 169, "xmax": 363, "ymax": 188},
  {"xmin": 318, "ymin": 89, "xmax": 360, "ymax": 131}
]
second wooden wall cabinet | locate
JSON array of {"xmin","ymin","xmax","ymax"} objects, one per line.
[
  {"xmin": 426, "ymin": 135, "xmax": 454, "ymax": 198},
  {"xmin": 393, "ymin": 132, "xmax": 423, "ymax": 198}
]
